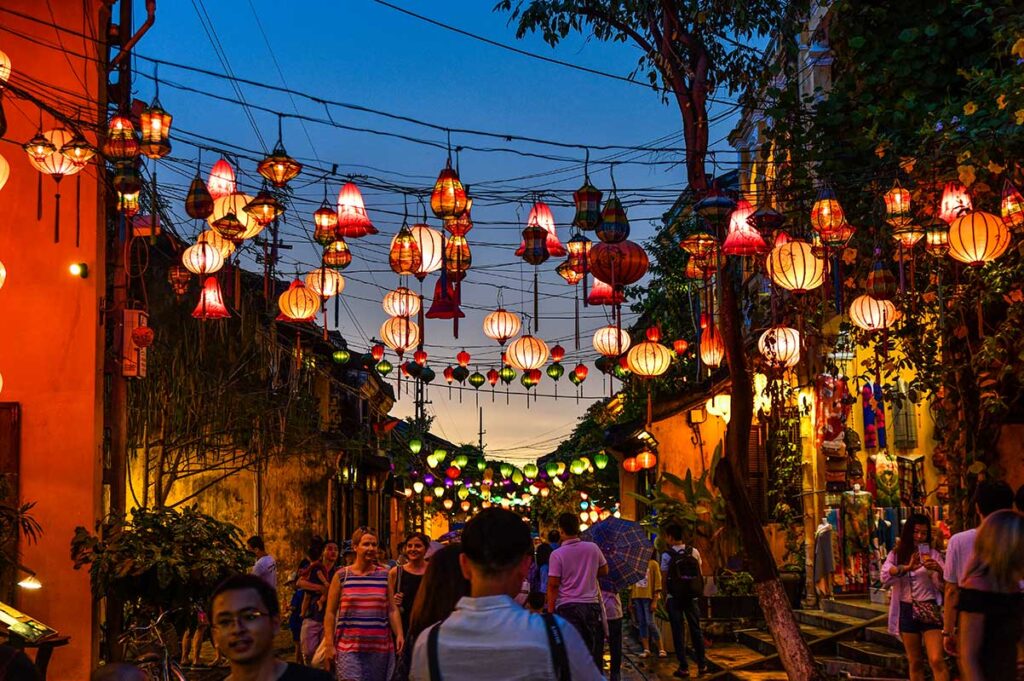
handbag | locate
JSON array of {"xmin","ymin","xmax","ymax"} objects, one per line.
[{"xmin": 911, "ymin": 598, "xmax": 942, "ymax": 627}]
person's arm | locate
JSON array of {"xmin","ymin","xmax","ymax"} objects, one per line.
[
  {"xmin": 387, "ymin": 569, "xmax": 405, "ymax": 653},
  {"xmin": 597, "ymin": 564, "xmax": 609, "ymax": 577},
  {"xmin": 546, "ymin": 576, "xmax": 561, "ymax": 613},
  {"xmin": 596, "ymin": 546, "xmax": 609, "ymax": 578},
  {"xmin": 297, "ymin": 567, "xmax": 324, "ymax": 593},
  {"xmin": 957, "ymin": 610, "xmax": 985, "ymax": 681},
  {"xmin": 942, "ymin": 581, "xmax": 959, "ymax": 655},
  {"xmin": 318, "ymin": 569, "xmax": 344, "ymax": 652}
]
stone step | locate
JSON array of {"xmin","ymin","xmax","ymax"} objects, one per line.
[
  {"xmin": 704, "ymin": 641, "xmax": 766, "ymax": 670},
  {"xmin": 837, "ymin": 640, "xmax": 910, "ymax": 674},
  {"xmin": 823, "ymin": 597, "xmax": 889, "ymax": 620},
  {"xmin": 864, "ymin": 625, "xmax": 903, "ymax": 650},
  {"xmin": 736, "ymin": 624, "xmax": 834, "ymax": 655},
  {"xmin": 819, "ymin": 655, "xmax": 908, "ymax": 679},
  {"xmin": 730, "ymin": 672, "xmax": 790, "ymax": 681},
  {"xmin": 794, "ymin": 608, "xmax": 871, "ymax": 631}
]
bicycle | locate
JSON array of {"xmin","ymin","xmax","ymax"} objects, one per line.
[{"xmin": 118, "ymin": 610, "xmax": 187, "ymax": 681}]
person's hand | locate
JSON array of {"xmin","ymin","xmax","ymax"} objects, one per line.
[
  {"xmin": 943, "ymin": 632, "xmax": 958, "ymax": 656},
  {"xmin": 922, "ymin": 556, "xmax": 941, "ymax": 573},
  {"xmin": 395, "ymin": 633, "xmax": 405, "ymax": 655},
  {"xmin": 393, "ymin": 592, "xmax": 404, "ymax": 608},
  {"xmin": 650, "ymin": 600, "xmax": 657, "ymax": 613},
  {"xmin": 906, "ymin": 552, "xmax": 921, "ymax": 572}
]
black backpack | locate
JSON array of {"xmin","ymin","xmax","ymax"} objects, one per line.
[{"xmin": 666, "ymin": 546, "xmax": 703, "ymax": 599}]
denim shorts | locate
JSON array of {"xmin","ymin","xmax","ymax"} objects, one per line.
[{"xmin": 898, "ymin": 600, "xmax": 941, "ymax": 634}]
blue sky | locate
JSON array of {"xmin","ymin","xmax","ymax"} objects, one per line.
[{"xmin": 139, "ymin": 0, "xmax": 742, "ymax": 461}]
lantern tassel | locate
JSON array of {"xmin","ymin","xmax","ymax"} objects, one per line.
[
  {"xmin": 533, "ymin": 270, "xmax": 539, "ymax": 332},
  {"xmin": 36, "ymin": 173, "xmax": 42, "ymax": 222},
  {"xmin": 323, "ymin": 305, "xmax": 328, "ymax": 341},
  {"xmin": 53, "ymin": 186, "xmax": 61, "ymax": 243},
  {"xmin": 75, "ymin": 173, "xmax": 81, "ymax": 248},
  {"xmin": 646, "ymin": 386, "xmax": 653, "ymax": 430},
  {"xmin": 574, "ymin": 288, "xmax": 580, "ymax": 351}
]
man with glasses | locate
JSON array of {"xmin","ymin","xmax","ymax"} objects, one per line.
[{"xmin": 209, "ymin": 574, "xmax": 333, "ymax": 680}]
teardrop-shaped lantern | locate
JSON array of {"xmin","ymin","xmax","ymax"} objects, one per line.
[
  {"xmin": 865, "ymin": 260, "xmax": 897, "ymax": 301},
  {"xmin": 337, "ymin": 182, "xmax": 376, "ymax": 238},
  {"xmin": 192, "ymin": 277, "xmax": 230, "ymax": 320},
  {"xmin": 383, "ymin": 287, "xmax": 421, "ymax": 318},
  {"xmin": 430, "ymin": 161, "xmax": 468, "ymax": 219},
  {"xmin": 721, "ymin": 197, "xmax": 767, "ymax": 256},
  {"xmin": 411, "ymin": 223, "xmax": 444, "ymax": 279},
  {"xmin": 700, "ymin": 325, "xmax": 725, "ymax": 368},
  {"xmin": 557, "ymin": 260, "xmax": 584, "ymax": 285},
  {"xmin": 186, "ymin": 175, "xmax": 215, "ymax": 220},
  {"xmin": 323, "ymin": 240, "xmax": 352, "ymax": 270},
  {"xmin": 207, "ymin": 158, "xmax": 236, "ymax": 200},
  {"xmin": 389, "ymin": 224, "xmax": 423, "ymax": 275},
  {"xmin": 314, "ymin": 199, "xmax": 340, "ymax": 246},
  {"xmin": 596, "ymin": 197, "xmax": 630, "ymax": 244},
  {"xmin": 277, "ymin": 278, "xmax": 320, "ymax": 322},
  {"xmin": 444, "ymin": 235, "xmax": 472, "ymax": 281}
]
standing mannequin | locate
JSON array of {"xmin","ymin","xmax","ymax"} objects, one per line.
[{"xmin": 814, "ymin": 517, "xmax": 835, "ymax": 600}]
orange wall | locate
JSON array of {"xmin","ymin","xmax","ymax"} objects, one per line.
[{"xmin": 0, "ymin": 3, "xmax": 105, "ymax": 678}]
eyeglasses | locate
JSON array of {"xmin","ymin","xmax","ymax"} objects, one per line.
[{"xmin": 212, "ymin": 610, "xmax": 271, "ymax": 631}]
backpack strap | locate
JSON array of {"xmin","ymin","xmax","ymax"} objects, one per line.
[
  {"xmin": 541, "ymin": 612, "xmax": 571, "ymax": 681},
  {"xmin": 427, "ymin": 621, "xmax": 444, "ymax": 681}
]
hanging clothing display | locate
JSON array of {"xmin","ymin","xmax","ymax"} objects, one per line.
[
  {"xmin": 841, "ymin": 489, "xmax": 874, "ymax": 592},
  {"xmin": 897, "ymin": 454, "xmax": 926, "ymax": 506},
  {"xmin": 814, "ymin": 523, "xmax": 836, "ymax": 583},
  {"xmin": 874, "ymin": 452, "xmax": 901, "ymax": 508},
  {"xmin": 818, "ymin": 376, "xmax": 852, "ymax": 492},
  {"xmin": 891, "ymin": 379, "xmax": 918, "ymax": 449},
  {"xmin": 861, "ymin": 382, "xmax": 887, "ymax": 449}
]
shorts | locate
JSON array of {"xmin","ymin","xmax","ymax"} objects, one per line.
[{"xmin": 898, "ymin": 600, "xmax": 941, "ymax": 634}]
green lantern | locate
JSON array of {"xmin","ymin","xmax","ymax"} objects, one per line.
[
  {"xmin": 570, "ymin": 458, "xmax": 585, "ymax": 475},
  {"xmin": 468, "ymin": 371, "xmax": 486, "ymax": 389},
  {"xmin": 433, "ymin": 486, "xmax": 445, "ymax": 497},
  {"xmin": 523, "ymin": 463, "xmax": 538, "ymax": 479},
  {"xmin": 499, "ymin": 366, "xmax": 516, "ymax": 385},
  {"xmin": 409, "ymin": 438, "xmax": 423, "ymax": 454},
  {"xmin": 545, "ymin": 462, "xmax": 559, "ymax": 478},
  {"xmin": 376, "ymin": 359, "xmax": 393, "ymax": 376},
  {"xmin": 420, "ymin": 366, "xmax": 436, "ymax": 383},
  {"xmin": 512, "ymin": 470, "xmax": 525, "ymax": 485},
  {"xmin": 455, "ymin": 453, "xmax": 469, "ymax": 468},
  {"xmin": 332, "ymin": 349, "xmax": 351, "ymax": 364},
  {"xmin": 613, "ymin": 364, "xmax": 630, "ymax": 380},
  {"xmin": 594, "ymin": 451, "xmax": 609, "ymax": 470},
  {"xmin": 499, "ymin": 462, "xmax": 513, "ymax": 479},
  {"xmin": 476, "ymin": 459, "xmax": 486, "ymax": 471},
  {"xmin": 457, "ymin": 486, "xmax": 470, "ymax": 501},
  {"xmin": 434, "ymin": 448, "xmax": 447, "ymax": 463},
  {"xmin": 546, "ymin": 363, "xmax": 564, "ymax": 381},
  {"xmin": 426, "ymin": 454, "xmax": 439, "ymax": 469},
  {"xmin": 569, "ymin": 370, "xmax": 583, "ymax": 386}
]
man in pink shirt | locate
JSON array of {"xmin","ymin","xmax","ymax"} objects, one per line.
[{"xmin": 547, "ymin": 512, "xmax": 608, "ymax": 668}]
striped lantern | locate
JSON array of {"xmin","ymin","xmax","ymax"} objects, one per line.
[
  {"xmin": 766, "ymin": 238, "xmax": 825, "ymax": 293},
  {"xmin": 380, "ymin": 317, "xmax": 421, "ymax": 357},
  {"xmin": 277, "ymin": 279, "xmax": 320, "ymax": 322},
  {"xmin": 337, "ymin": 182, "xmax": 376, "ymax": 238},
  {"xmin": 849, "ymin": 294, "xmax": 896, "ymax": 331},
  {"xmin": 596, "ymin": 197, "xmax": 630, "ymax": 244},
  {"xmin": 593, "ymin": 325, "xmax": 631, "ymax": 357},
  {"xmin": 383, "ymin": 287, "xmax": 421, "ymax": 318},
  {"xmin": 482, "ymin": 308, "xmax": 521, "ymax": 345},
  {"xmin": 947, "ymin": 211, "xmax": 1011, "ymax": 265},
  {"xmin": 505, "ymin": 334, "xmax": 549, "ymax": 371},
  {"xmin": 185, "ymin": 175, "xmax": 215, "ymax": 220},
  {"xmin": 430, "ymin": 162, "xmax": 468, "ymax": 219},
  {"xmin": 323, "ymin": 240, "xmax": 352, "ymax": 269},
  {"xmin": 305, "ymin": 268, "xmax": 345, "ymax": 298},
  {"xmin": 573, "ymin": 180, "xmax": 603, "ymax": 231},
  {"xmin": 588, "ymin": 240, "xmax": 649, "ymax": 288},
  {"xmin": 758, "ymin": 325, "xmax": 801, "ymax": 368},
  {"xmin": 411, "ymin": 224, "xmax": 444, "ymax": 279}
]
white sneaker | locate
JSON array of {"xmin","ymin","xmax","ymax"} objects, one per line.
[{"xmin": 639, "ymin": 650, "xmax": 650, "ymax": 658}]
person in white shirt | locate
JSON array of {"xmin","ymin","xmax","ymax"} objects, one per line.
[
  {"xmin": 941, "ymin": 480, "xmax": 1013, "ymax": 655},
  {"xmin": 660, "ymin": 523, "xmax": 707, "ymax": 677},
  {"xmin": 248, "ymin": 535, "xmax": 277, "ymax": 589},
  {"xmin": 409, "ymin": 508, "xmax": 603, "ymax": 681}
]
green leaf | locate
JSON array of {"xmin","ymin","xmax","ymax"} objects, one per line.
[
  {"xmin": 848, "ymin": 36, "xmax": 866, "ymax": 49},
  {"xmin": 898, "ymin": 28, "xmax": 919, "ymax": 42}
]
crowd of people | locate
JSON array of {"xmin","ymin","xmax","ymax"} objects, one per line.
[{"xmin": 84, "ymin": 481, "xmax": 1024, "ymax": 681}]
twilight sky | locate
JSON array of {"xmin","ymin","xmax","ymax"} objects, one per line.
[{"xmin": 138, "ymin": 0, "xmax": 742, "ymax": 462}]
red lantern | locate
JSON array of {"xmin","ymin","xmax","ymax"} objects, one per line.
[
  {"xmin": 673, "ymin": 339, "xmax": 689, "ymax": 355},
  {"xmin": 207, "ymin": 158, "xmax": 236, "ymax": 200},
  {"xmin": 445, "ymin": 198, "xmax": 474, "ymax": 236},
  {"xmin": 446, "ymin": 466, "xmax": 461, "ymax": 479},
  {"xmin": 573, "ymin": 180, "xmax": 603, "ymax": 231},
  {"xmin": 551, "ymin": 344, "xmax": 565, "ymax": 363},
  {"xmin": 884, "ymin": 181, "xmax": 912, "ymax": 227},
  {"xmin": 131, "ymin": 325, "xmax": 155, "ymax": 348},
  {"xmin": 486, "ymin": 368, "xmax": 500, "ymax": 386},
  {"xmin": 721, "ymin": 197, "xmax": 767, "ymax": 255},
  {"xmin": 622, "ymin": 457, "xmax": 640, "ymax": 473},
  {"xmin": 587, "ymin": 276, "xmax": 625, "ymax": 306},
  {"xmin": 414, "ymin": 349, "xmax": 429, "ymax": 366},
  {"xmin": 139, "ymin": 100, "xmax": 172, "ymax": 159},
  {"xmin": 574, "ymin": 363, "xmax": 589, "ymax": 382},
  {"xmin": 167, "ymin": 265, "xmax": 191, "ymax": 297},
  {"xmin": 939, "ymin": 181, "xmax": 972, "ymax": 224},
  {"xmin": 323, "ymin": 240, "xmax": 352, "ymax": 269},
  {"xmin": 425, "ymin": 272, "xmax": 464, "ymax": 320},
  {"xmin": 371, "ymin": 343, "xmax": 386, "ymax": 362},
  {"xmin": 443, "ymin": 366, "xmax": 455, "ymax": 384},
  {"xmin": 337, "ymin": 182, "xmax": 376, "ymax": 238},
  {"xmin": 588, "ymin": 240, "xmax": 649, "ymax": 288},
  {"xmin": 431, "ymin": 162, "xmax": 468, "ymax": 219},
  {"xmin": 192, "ymin": 277, "xmax": 230, "ymax": 320},
  {"xmin": 515, "ymin": 201, "xmax": 565, "ymax": 257},
  {"xmin": 102, "ymin": 116, "xmax": 138, "ymax": 160},
  {"xmin": 389, "ymin": 225, "xmax": 423, "ymax": 276},
  {"xmin": 456, "ymin": 350, "xmax": 471, "ymax": 368}
]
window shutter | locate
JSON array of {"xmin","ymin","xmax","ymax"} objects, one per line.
[{"xmin": 747, "ymin": 424, "xmax": 768, "ymax": 524}]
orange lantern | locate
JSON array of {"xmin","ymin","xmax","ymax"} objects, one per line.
[
  {"xmin": 700, "ymin": 325, "xmax": 725, "ymax": 368},
  {"xmin": 207, "ymin": 158, "xmax": 236, "ymax": 200},
  {"xmin": 673, "ymin": 339, "xmax": 689, "ymax": 355},
  {"xmin": 323, "ymin": 240, "xmax": 352, "ymax": 269},
  {"xmin": 505, "ymin": 335, "xmax": 549, "ymax": 371},
  {"xmin": 197, "ymin": 229, "xmax": 235, "ymax": 259},
  {"xmin": 389, "ymin": 225, "xmax": 423, "ymax": 276},
  {"xmin": 939, "ymin": 180, "xmax": 972, "ymax": 224},
  {"xmin": 102, "ymin": 116, "xmax": 139, "ymax": 160},
  {"xmin": 884, "ymin": 181, "xmax": 912, "ymax": 227},
  {"xmin": 947, "ymin": 211, "xmax": 1011, "ymax": 265},
  {"xmin": 444, "ymin": 235, "xmax": 472, "ymax": 281},
  {"xmin": 337, "ymin": 182, "xmax": 376, "ymax": 238},
  {"xmin": 445, "ymin": 198, "xmax": 474, "ymax": 236},
  {"xmin": 593, "ymin": 325, "xmax": 631, "ymax": 357},
  {"xmin": 59, "ymin": 130, "xmax": 96, "ymax": 167},
  {"xmin": 810, "ymin": 185, "xmax": 846, "ymax": 235},
  {"xmin": 305, "ymin": 268, "xmax": 345, "ymax": 298},
  {"xmin": 277, "ymin": 279, "xmax": 320, "ymax": 322},
  {"xmin": 1000, "ymin": 180, "xmax": 1024, "ymax": 231},
  {"xmin": 380, "ymin": 317, "xmax": 420, "ymax": 357},
  {"xmin": 636, "ymin": 451, "xmax": 657, "ymax": 470},
  {"xmin": 849, "ymin": 294, "xmax": 896, "ymax": 331},
  {"xmin": 758, "ymin": 325, "xmax": 800, "ymax": 368},
  {"xmin": 244, "ymin": 190, "xmax": 285, "ymax": 227},
  {"xmin": 622, "ymin": 457, "xmax": 640, "ymax": 473},
  {"xmin": 192, "ymin": 277, "xmax": 230, "ymax": 320},
  {"xmin": 557, "ymin": 261, "xmax": 584, "ymax": 285},
  {"xmin": 182, "ymin": 242, "xmax": 224, "ymax": 275},
  {"xmin": 139, "ymin": 100, "xmax": 172, "ymax": 159},
  {"xmin": 383, "ymin": 287, "xmax": 421, "ymax": 318},
  {"xmin": 766, "ymin": 238, "xmax": 825, "ymax": 293},
  {"xmin": 626, "ymin": 339, "xmax": 672, "ymax": 377},
  {"xmin": 430, "ymin": 161, "xmax": 468, "ymax": 219},
  {"xmin": 483, "ymin": 308, "xmax": 521, "ymax": 345},
  {"xmin": 211, "ymin": 193, "xmax": 261, "ymax": 242},
  {"xmin": 411, "ymin": 223, "xmax": 444, "ymax": 279},
  {"xmin": 257, "ymin": 118, "xmax": 302, "ymax": 187},
  {"xmin": 314, "ymin": 200, "xmax": 340, "ymax": 245},
  {"xmin": 588, "ymin": 240, "xmax": 649, "ymax": 288}
]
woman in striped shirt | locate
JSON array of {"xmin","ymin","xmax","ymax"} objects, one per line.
[{"xmin": 318, "ymin": 527, "xmax": 404, "ymax": 681}]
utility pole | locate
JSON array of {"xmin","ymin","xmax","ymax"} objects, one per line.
[{"xmin": 477, "ymin": 407, "xmax": 485, "ymax": 456}]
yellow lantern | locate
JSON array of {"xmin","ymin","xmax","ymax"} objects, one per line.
[
  {"xmin": 277, "ymin": 279, "xmax": 320, "ymax": 322},
  {"xmin": 139, "ymin": 100, "xmax": 172, "ymax": 159},
  {"xmin": 947, "ymin": 211, "xmax": 1011, "ymax": 266},
  {"xmin": 706, "ymin": 394, "xmax": 731, "ymax": 423},
  {"xmin": 506, "ymin": 334, "xmax": 549, "ymax": 371},
  {"xmin": 625, "ymin": 340, "xmax": 672, "ymax": 377},
  {"xmin": 445, "ymin": 498, "xmax": 457, "ymax": 510},
  {"xmin": 305, "ymin": 268, "xmax": 345, "ymax": 298},
  {"xmin": 430, "ymin": 162, "xmax": 468, "ymax": 219},
  {"xmin": 382, "ymin": 287, "xmax": 421, "ymax": 318},
  {"xmin": 181, "ymin": 242, "xmax": 224, "ymax": 275},
  {"xmin": 0, "ymin": 153, "xmax": 9, "ymax": 192},
  {"xmin": 482, "ymin": 308, "xmax": 521, "ymax": 345},
  {"xmin": 593, "ymin": 325, "xmax": 631, "ymax": 357},
  {"xmin": 700, "ymin": 325, "xmax": 725, "ymax": 368},
  {"xmin": 849, "ymin": 294, "xmax": 896, "ymax": 331},
  {"xmin": 389, "ymin": 225, "xmax": 423, "ymax": 276},
  {"xmin": 197, "ymin": 229, "xmax": 235, "ymax": 259},
  {"xmin": 758, "ymin": 325, "xmax": 800, "ymax": 368},
  {"xmin": 766, "ymin": 239, "xmax": 825, "ymax": 293},
  {"xmin": 380, "ymin": 317, "xmax": 421, "ymax": 357},
  {"xmin": 208, "ymin": 193, "xmax": 259, "ymax": 242}
]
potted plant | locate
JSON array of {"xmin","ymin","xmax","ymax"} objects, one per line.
[{"xmin": 710, "ymin": 570, "xmax": 759, "ymax": 619}]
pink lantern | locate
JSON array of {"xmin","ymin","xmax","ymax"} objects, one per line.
[
  {"xmin": 336, "ymin": 182, "xmax": 377, "ymax": 238},
  {"xmin": 207, "ymin": 158, "xmax": 236, "ymax": 200},
  {"xmin": 721, "ymin": 197, "xmax": 767, "ymax": 256},
  {"xmin": 515, "ymin": 201, "xmax": 566, "ymax": 257}
]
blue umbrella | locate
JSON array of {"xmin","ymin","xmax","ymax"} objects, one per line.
[{"xmin": 583, "ymin": 517, "xmax": 652, "ymax": 592}]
